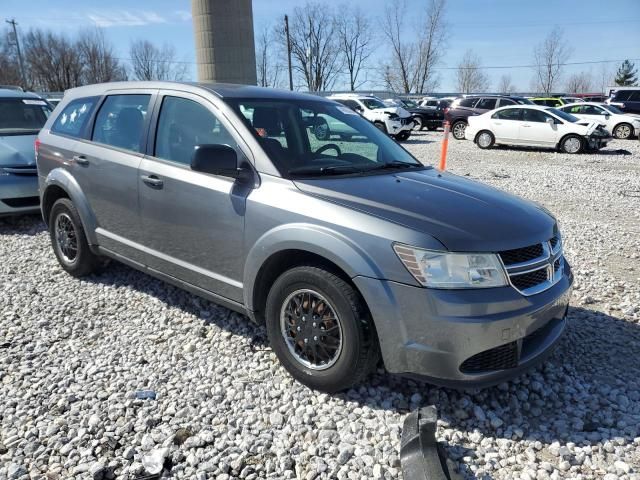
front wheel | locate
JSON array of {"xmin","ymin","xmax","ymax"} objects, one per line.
[
  {"xmin": 412, "ymin": 116, "xmax": 423, "ymax": 130},
  {"xmin": 49, "ymin": 198, "xmax": 102, "ymax": 277},
  {"xmin": 374, "ymin": 121, "xmax": 387, "ymax": 134},
  {"xmin": 613, "ymin": 123, "xmax": 633, "ymax": 140},
  {"xmin": 476, "ymin": 130, "xmax": 495, "ymax": 149},
  {"xmin": 313, "ymin": 118, "xmax": 331, "ymax": 141},
  {"xmin": 395, "ymin": 131, "xmax": 411, "ymax": 141},
  {"xmin": 560, "ymin": 135, "xmax": 584, "ymax": 154},
  {"xmin": 451, "ymin": 121, "xmax": 467, "ymax": 140},
  {"xmin": 265, "ymin": 266, "xmax": 379, "ymax": 393}
]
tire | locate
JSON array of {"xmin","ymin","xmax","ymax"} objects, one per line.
[
  {"xmin": 374, "ymin": 121, "xmax": 387, "ymax": 134},
  {"xmin": 412, "ymin": 116, "xmax": 423, "ymax": 131},
  {"xmin": 560, "ymin": 134, "xmax": 584, "ymax": 154},
  {"xmin": 613, "ymin": 123, "xmax": 633, "ymax": 140},
  {"xmin": 451, "ymin": 121, "xmax": 467, "ymax": 140},
  {"xmin": 265, "ymin": 266, "xmax": 379, "ymax": 393},
  {"xmin": 313, "ymin": 118, "xmax": 331, "ymax": 141},
  {"xmin": 395, "ymin": 131, "xmax": 411, "ymax": 141},
  {"xmin": 475, "ymin": 130, "xmax": 495, "ymax": 149},
  {"xmin": 49, "ymin": 198, "xmax": 101, "ymax": 277}
]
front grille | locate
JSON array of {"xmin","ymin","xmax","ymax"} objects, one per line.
[
  {"xmin": 499, "ymin": 235, "xmax": 563, "ymax": 296},
  {"xmin": 2, "ymin": 166, "xmax": 38, "ymax": 176},
  {"xmin": 511, "ymin": 268, "xmax": 549, "ymax": 290},
  {"xmin": 499, "ymin": 244, "xmax": 544, "ymax": 266},
  {"xmin": 1, "ymin": 196, "xmax": 40, "ymax": 208},
  {"xmin": 460, "ymin": 341, "xmax": 518, "ymax": 374}
]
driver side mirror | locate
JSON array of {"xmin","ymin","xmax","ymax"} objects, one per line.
[
  {"xmin": 545, "ymin": 117, "xmax": 555, "ymax": 125},
  {"xmin": 354, "ymin": 105, "xmax": 363, "ymax": 113},
  {"xmin": 191, "ymin": 144, "xmax": 251, "ymax": 182}
]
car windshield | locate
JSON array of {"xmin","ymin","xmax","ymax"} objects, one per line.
[
  {"xmin": 361, "ymin": 98, "xmax": 386, "ymax": 110},
  {"xmin": 0, "ymin": 98, "xmax": 52, "ymax": 135},
  {"xmin": 546, "ymin": 108, "xmax": 579, "ymax": 122},
  {"xmin": 402, "ymin": 99, "xmax": 418, "ymax": 108},
  {"xmin": 515, "ymin": 98, "xmax": 534, "ymax": 105},
  {"xmin": 228, "ymin": 98, "xmax": 426, "ymax": 179},
  {"xmin": 605, "ymin": 105, "xmax": 624, "ymax": 115}
]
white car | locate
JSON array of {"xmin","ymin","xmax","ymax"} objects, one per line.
[
  {"xmin": 329, "ymin": 94, "xmax": 413, "ymax": 140},
  {"xmin": 465, "ymin": 105, "xmax": 611, "ymax": 154},
  {"xmin": 557, "ymin": 102, "xmax": 640, "ymax": 140}
]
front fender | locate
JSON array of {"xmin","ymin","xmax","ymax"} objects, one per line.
[
  {"xmin": 42, "ymin": 168, "xmax": 98, "ymax": 245},
  {"xmin": 243, "ymin": 223, "xmax": 386, "ymax": 311}
]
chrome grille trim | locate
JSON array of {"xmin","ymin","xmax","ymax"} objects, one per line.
[{"xmin": 500, "ymin": 235, "xmax": 564, "ymax": 296}]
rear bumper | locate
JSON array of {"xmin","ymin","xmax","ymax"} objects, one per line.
[
  {"xmin": 354, "ymin": 261, "xmax": 573, "ymax": 388},
  {"xmin": 0, "ymin": 173, "xmax": 40, "ymax": 216}
]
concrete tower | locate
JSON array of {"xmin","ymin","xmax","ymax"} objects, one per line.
[{"xmin": 191, "ymin": 0, "xmax": 257, "ymax": 85}]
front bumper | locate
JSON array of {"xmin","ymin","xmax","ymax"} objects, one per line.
[
  {"xmin": 0, "ymin": 171, "xmax": 40, "ymax": 216},
  {"xmin": 354, "ymin": 261, "xmax": 573, "ymax": 388}
]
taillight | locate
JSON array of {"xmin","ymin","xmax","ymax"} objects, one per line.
[{"xmin": 34, "ymin": 138, "xmax": 41, "ymax": 160}]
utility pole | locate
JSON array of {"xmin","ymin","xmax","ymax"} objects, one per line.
[
  {"xmin": 5, "ymin": 19, "xmax": 27, "ymax": 89},
  {"xmin": 284, "ymin": 15, "xmax": 293, "ymax": 91}
]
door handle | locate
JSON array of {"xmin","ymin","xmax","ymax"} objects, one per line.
[
  {"xmin": 73, "ymin": 155, "xmax": 89, "ymax": 166},
  {"xmin": 522, "ymin": 124, "xmax": 531, "ymax": 127},
  {"xmin": 141, "ymin": 174, "xmax": 164, "ymax": 188}
]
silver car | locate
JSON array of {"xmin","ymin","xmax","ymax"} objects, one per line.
[
  {"xmin": 37, "ymin": 82, "xmax": 573, "ymax": 392},
  {"xmin": 0, "ymin": 89, "xmax": 52, "ymax": 216}
]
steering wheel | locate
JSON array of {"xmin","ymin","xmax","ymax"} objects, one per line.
[{"xmin": 315, "ymin": 143, "xmax": 342, "ymax": 156}]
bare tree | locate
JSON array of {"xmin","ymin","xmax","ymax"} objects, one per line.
[
  {"xmin": 497, "ymin": 74, "xmax": 515, "ymax": 94},
  {"xmin": 564, "ymin": 71, "xmax": 593, "ymax": 93},
  {"xmin": 77, "ymin": 29, "xmax": 126, "ymax": 84},
  {"xmin": 280, "ymin": 2, "xmax": 343, "ymax": 91},
  {"xmin": 597, "ymin": 63, "xmax": 615, "ymax": 94},
  {"xmin": 381, "ymin": 0, "xmax": 447, "ymax": 93},
  {"xmin": 336, "ymin": 6, "xmax": 374, "ymax": 91},
  {"xmin": 381, "ymin": 0, "xmax": 414, "ymax": 93},
  {"xmin": 23, "ymin": 29, "xmax": 84, "ymax": 91},
  {"xmin": 456, "ymin": 49, "xmax": 489, "ymax": 94},
  {"xmin": 532, "ymin": 27, "xmax": 571, "ymax": 94},
  {"xmin": 129, "ymin": 40, "xmax": 188, "ymax": 81},
  {"xmin": 414, "ymin": 0, "xmax": 447, "ymax": 93},
  {"xmin": 256, "ymin": 26, "xmax": 283, "ymax": 88}
]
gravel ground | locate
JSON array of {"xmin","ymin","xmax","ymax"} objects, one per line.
[{"xmin": 1, "ymin": 132, "xmax": 639, "ymax": 480}]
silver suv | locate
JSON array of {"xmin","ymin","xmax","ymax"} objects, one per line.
[{"xmin": 37, "ymin": 82, "xmax": 573, "ymax": 392}]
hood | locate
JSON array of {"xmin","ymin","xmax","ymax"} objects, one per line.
[
  {"xmin": 0, "ymin": 134, "xmax": 37, "ymax": 167},
  {"xmin": 294, "ymin": 169, "xmax": 556, "ymax": 252},
  {"xmin": 373, "ymin": 106, "xmax": 412, "ymax": 119}
]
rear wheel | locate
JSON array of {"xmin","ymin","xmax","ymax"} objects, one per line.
[
  {"xmin": 265, "ymin": 266, "xmax": 379, "ymax": 392},
  {"xmin": 49, "ymin": 198, "xmax": 101, "ymax": 277},
  {"xmin": 452, "ymin": 121, "xmax": 467, "ymax": 140},
  {"xmin": 476, "ymin": 130, "xmax": 495, "ymax": 149},
  {"xmin": 560, "ymin": 135, "xmax": 583, "ymax": 154},
  {"xmin": 613, "ymin": 123, "xmax": 633, "ymax": 139},
  {"xmin": 313, "ymin": 118, "xmax": 331, "ymax": 141},
  {"xmin": 412, "ymin": 116, "xmax": 423, "ymax": 131}
]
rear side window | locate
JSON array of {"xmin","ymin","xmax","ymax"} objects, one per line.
[
  {"xmin": 613, "ymin": 91, "xmax": 632, "ymax": 101},
  {"xmin": 475, "ymin": 98, "xmax": 497, "ymax": 110},
  {"xmin": 155, "ymin": 96, "xmax": 236, "ymax": 166},
  {"xmin": 459, "ymin": 98, "xmax": 478, "ymax": 108},
  {"xmin": 51, "ymin": 97, "xmax": 98, "ymax": 138},
  {"xmin": 627, "ymin": 91, "xmax": 640, "ymax": 101},
  {"xmin": 498, "ymin": 99, "xmax": 516, "ymax": 107},
  {"xmin": 492, "ymin": 108, "xmax": 522, "ymax": 120},
  {"xmin": 92, "ymin": 94, "xmax": 151, "ymax": 153}
]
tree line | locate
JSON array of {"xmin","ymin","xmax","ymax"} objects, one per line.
[
  {"xmin": 2, "ymin": 2, "xmax": 638, "ymax": 95},
  {"xmin": 0, "ymin": 27, "xmax": 187, "ymax": 91}
]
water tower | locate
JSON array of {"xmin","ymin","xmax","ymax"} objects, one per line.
[{"xmin": 191, "ymin": 0, "xmax": 257, "ymax": 85}]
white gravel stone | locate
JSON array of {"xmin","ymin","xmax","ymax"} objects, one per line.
[{"xmin": 1, "ymin": 133, "xmax": 639, "ymax": 479}]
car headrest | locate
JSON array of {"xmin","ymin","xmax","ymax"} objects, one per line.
[{"xmin": 252, "ymin": 106, "xmax": 280, "ymax": 132}]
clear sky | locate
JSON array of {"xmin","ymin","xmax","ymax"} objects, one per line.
[{"xmin": 3, "ymin": 0, "xmax": 640, "ymax": 92}]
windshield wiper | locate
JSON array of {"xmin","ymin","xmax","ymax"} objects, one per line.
[
  {"xmin": 288, "ymin": 165, "xmax": 362, "ymax": 177},
  {"xmin": 366, "ymin": 161, "xmax": 424, "ymax": 171}
]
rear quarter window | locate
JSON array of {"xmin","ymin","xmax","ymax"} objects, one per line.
[
  {"xmin": 51, "ymin": 97, "xmax": 99, "ymax": 138},
  {"xmin": 458, "ymin": 98, "xmax": 478, "ymax": 108}
]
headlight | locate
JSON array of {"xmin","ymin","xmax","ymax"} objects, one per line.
[{"xmin": 393, "ymin": 244, "xmax": 508, "ymax": 289}]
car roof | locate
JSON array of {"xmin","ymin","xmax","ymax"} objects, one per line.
[
  {"xmin": 0, "ymin": 89, "xmax": 43, "ymax": 99},
  {"xmin": 63, "ymin": 81, "xmax": 331, "ymax": 103},
  {"xmin": 495, "ymin": 104, "xmax": 552, "ymax": 111}
]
